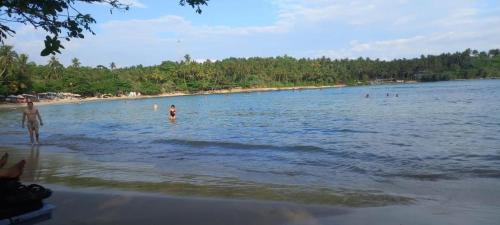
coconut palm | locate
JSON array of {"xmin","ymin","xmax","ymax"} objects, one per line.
[
  {"xmin": 71, "ymin": 58, "xmax": 81, "ymax": 68},
  {"xmin": 47, "ymin": 56, "xmax": 64, "ymax": 80},
  {"xmin": 0, "ymin": 45, "xmax": 18, "ymax": 81}
]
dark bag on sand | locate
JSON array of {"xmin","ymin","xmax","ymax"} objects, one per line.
[{"xmin": 0, "ymin": 180, "xmax": 51, "ymax": 219}]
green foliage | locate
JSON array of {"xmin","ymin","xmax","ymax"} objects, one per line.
[
  {"xmin": 31, "ymin": 80, "xmax": 48, "ymax": 93},
  {"xmin": 1, "ymin": 46, "xmax": 500, "ymax": 97},
  {"xmin": 1, "ymin": 46, "xmax": 32, "ymax": 94},
  {"xmin": 180, "ymin": 0, "xmax": 209, "ymax": 14},
  {"xmin": 139, "ymin": 82, "xmax": 161, "ymax": 95},
  {"xmin": 0, "ymin": 84, "xmax": 7, "ymax": 95}
]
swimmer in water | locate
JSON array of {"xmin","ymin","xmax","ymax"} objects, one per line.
[
  {"xmin": 153, "ymin": 104, "xmax": 159, "ymax": 111},
  {"xmin": 22, "ymin": 102, "xmax": 44, "ymax": 145},
  {"xmin": 365, "ymin": 94, "xmax": 370, "ymax": 98},
  {"xmin": 169, "ymin": 105, "xmax": 176, "ymax": 120}
]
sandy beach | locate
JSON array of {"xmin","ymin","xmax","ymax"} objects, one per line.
[{"xmin": 0, "ymin": 85, "xmax": 345, "ymax": 109}]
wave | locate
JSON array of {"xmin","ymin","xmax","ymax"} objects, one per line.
[
  {"xmin": 44, "ymin": 134, "xmax": 114, "ymax": 145},
  {"xmin": 384, "ymin": 173, "xmax": 458, "ymax": 181},
  {"xmin": 151, "ymin": 139, "xmax": 396, "ymax": 162},
  {"xmin": 240, "ymin": 168, "xmax": 312, "ymax": 177},
  {"xmin": 152, "ymin": 138, "xmax": 327, "ymax": 153},
  {"xmin": 385, "ymin": 167, "xmax": 500, "ymax": 181},
  {"xmin": 463, "ymin": 169, "xmax": 500, "ymax": 178},
  {"xmin": 333, "ymin": 128, "xmax": 380, "ymax": 134},
  {"xmin": 448, "ymin": 153, "xmax": 500, "ymax": 161},
  {"xmin": 39, "ymin": 134, "xmax": 142, "ymax": 154},
  {"xmin": 16, "ymin": 133, "xmax": 399, "ymax": 165},
  {"xmin": 387, "ymin": 142, "xmax": 412, "ymax": 147}
]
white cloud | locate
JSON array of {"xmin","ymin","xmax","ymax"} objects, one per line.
[
  {"xmin": 305, "ymin": 0, "xmax": 500, "ymax": 59},
  {"xmin": 121, "ymin": 0, "xmax": 147, "ymax": 8},
  {"xmin": 95, "ymin": 0, "xmax": 146, "ymax": 8},
  {"xmin": 313, "ymin": 28, "xmax": 500, "ymax": 60}
]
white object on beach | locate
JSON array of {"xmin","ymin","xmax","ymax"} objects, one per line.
[{"xmin": 0, "ymin": 204, "xmax": 55, "ymax": 225}]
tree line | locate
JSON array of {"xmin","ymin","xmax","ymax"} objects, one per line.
[{"xmin": 1, "ymin": 46, "xmax": 499, "ymax": 96}]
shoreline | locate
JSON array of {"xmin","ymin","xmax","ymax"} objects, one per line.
[
  {"xmin": 42, "ymin": 185, "xmax": 349, "ymax": 225},
  {"xmin": 0, "ymin": 85, "xmax": 345, "ymax": 109},
  {"xmin": 2, "ymin": 75, "xmax": 499, "ymax": 110},
  {"xmin": 0, "ymin": 144, "xmax": 412, "ymax": 208},
  {"xmin": 3, "ymin": 78, "xmax": 498, "ymax": 109}
]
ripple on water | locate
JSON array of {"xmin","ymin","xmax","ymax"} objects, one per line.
[
  {"xmin": 151, "ymin": 138, "xmax": 327, "ymax": 153},
  {"xmin": 1, "ymin": 80, "xmax": 500, "ymax": 207}
]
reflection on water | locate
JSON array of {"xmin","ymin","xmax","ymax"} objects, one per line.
[
  {"xmin": 1, "ymin": 80, "xmax": 500, "ymax": 207},
  {"xmin": 23, "ymin": 145, "xmax": 41, "ymax": 182},
  {"xmin": 1, "ymin": 146, "xmax": 413, "ymax": 206}
]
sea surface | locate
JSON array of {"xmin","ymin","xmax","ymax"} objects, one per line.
[{"xmin": 1, "ymin": 80, "xmax": 500, "ymax": 213}]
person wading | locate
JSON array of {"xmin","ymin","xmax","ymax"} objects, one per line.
[
  {"xmin": 169, "ymin": 105, "xmax": 177, "ymax": 120},
  {"xmin": 22, "ymin": 102, "xmax": 44, "ymax": 145}
]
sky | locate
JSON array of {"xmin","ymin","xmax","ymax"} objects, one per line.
[{"xmin": 5, "ymin": 0, "xmax": 500, "ymax": 67}]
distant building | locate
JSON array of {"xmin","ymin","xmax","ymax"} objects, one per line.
[
  {"xmin": 6, "ymin": 95, "xmax": 26, "ymax": 103},
  {"xmin": 21, "ymin": 94, "xmax": 38, "ymax": 102},
  {"xmin": 38, "ymin": 92, "xmax": 58, "ymax": 100},
  {"xmin": 128, "ymin": 92, "xmax": 142, "ymax": 97}
]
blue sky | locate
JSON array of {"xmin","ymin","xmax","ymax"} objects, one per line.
[{"xmin": 6, "ymin": 0, "xmax": 500, "ymax": 67}]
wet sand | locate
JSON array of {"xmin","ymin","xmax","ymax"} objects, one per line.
[
  {"xmin": 40, "ymin": 186, "xmax": 347, "ymax": 225},
  {"xmin": 38, "ymin": 185, "xmax": 500, "ymax": 225}
]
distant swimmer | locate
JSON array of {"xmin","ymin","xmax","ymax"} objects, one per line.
[
  {"xmin": 169, "ymin": 105, "xmax": 176, "ymax": 120},
  {"xmin": 153, "ymin": 104, "xmax": 159, "ymax": 111},
  {"xmin": 22, "ymin": 102, "xmax": 44, "ymax": 145},
  {"xmin": 396, "ymin": 94, "xmax": 399, "ymax": 97},
  {"xmin": 386, "ymin": 93, "xmax": 390, "ymax": 97},
  {"xmin": 365, "ymin": 94, "xmax": 370, "ymax": 98}
]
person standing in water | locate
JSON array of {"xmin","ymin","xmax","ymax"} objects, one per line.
[
  {"xmin": 22, "ymin": 102, "xmax": 44, "ymax": 145},
  {"xmin": 169, "ymin": 105, "xmax": 176, "ymax": 120}
]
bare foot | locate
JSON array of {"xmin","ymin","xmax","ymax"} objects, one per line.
[
  {"xmin": 0, "ymin": 153, "xmax": 8, "ymax": 168},
  {"xmin": 0, "ymin": 160, "xmax": 26, "ymax": 178}
]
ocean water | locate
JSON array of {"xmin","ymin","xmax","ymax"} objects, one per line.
[{"xmin": 1, "ymin": 80, "xmax": 500, "ymax": 208}]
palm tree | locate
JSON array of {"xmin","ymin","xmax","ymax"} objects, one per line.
[
  {"xmin": 17, "ymin": 54, "xmax": 29, "ymax": 72},
  {"xmin": 71, "ymin": 58, "xmax": 81, "ymax": 68},
  {"xmin": 47, "ymin": 56, "xmax": 64, "ymax": 80},
  {"xmin": 0, "ymin": 45, "xmax": 18, "ymax": 81},
  {"xmin": 183, "ymin": 54, "xmax": 191, "ymax": 64},
  {"xmin": 15, "ymin": 54, "xmax": 32, "ymax": 91}
]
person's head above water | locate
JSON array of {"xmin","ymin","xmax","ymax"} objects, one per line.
[
  {"xmin": 27, "ymin": 101, "xmax": 33, "ymax": 109},
  {"xmin": 171, "ymin": 105, "xmax": 175, "ymax": 108}
]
